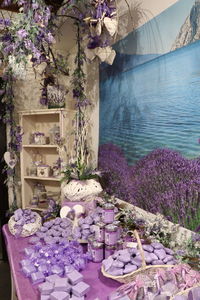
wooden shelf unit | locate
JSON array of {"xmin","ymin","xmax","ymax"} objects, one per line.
[{"xmin": 19, "ymin": 109, "xmax": 75, "ymax": 210}]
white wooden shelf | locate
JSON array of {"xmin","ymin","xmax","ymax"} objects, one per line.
[
  {"xmin": 23, "ymin": 145, "xmax": 58, "ymax": 148},
  {"xmin": 24, "ymin": 176, "xmax": 61, "ymax": 181},
  {"xmin": 20, "ymin": 108, "xmax": 75, "ymax": 210}
]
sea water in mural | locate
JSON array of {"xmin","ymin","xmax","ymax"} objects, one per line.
[{"xmin": 99, "ymin": 0, "xmax": 200, "ymax": 164}]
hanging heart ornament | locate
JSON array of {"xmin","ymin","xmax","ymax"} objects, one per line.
[{"xmin": 4, "ymin": 151, "xmax": 18, "ymax": 169}]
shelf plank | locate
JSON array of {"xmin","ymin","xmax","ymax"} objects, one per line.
[
  {"xmin": 26, "ymin": 206, "xmax": 48, "ymax": 212},
  {"xmin": 23, "ymin": 145, "xmax": 59, "ymax": 148},
  {"xmin": 24, "ymin": 176, "xmax": 61, "ymax": 182}
]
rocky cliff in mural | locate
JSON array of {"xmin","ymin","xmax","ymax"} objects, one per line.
[{"xmin": 171, "ymin": 0, "xmax": 200, "ymax": 51}]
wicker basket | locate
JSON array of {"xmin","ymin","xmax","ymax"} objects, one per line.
[
  {"xmin": 8, "ymin": 212, "xmax": 42, "ymax": 237},
  {"xmin": 170, "ymin": 283, "xmax": 200, "ymax": 299},
  {"xmin": 101, "ymin": 230, "xmax": 175, "ymax": 284}
]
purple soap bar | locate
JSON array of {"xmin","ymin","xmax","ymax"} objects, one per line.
[
  {"xmin": 189, "ymin": 287, "xmax": 200, "ymax": 299},
  {"xmin": 72, "ymin": 281, "xmax": 90, "ymax": 297},
  {"xmin": 54, "ymin": 218, "xmax": 62, "ymax": 225},
  {"xmin": 29, "ymin": 236, "xmax": 40, "ymax": 244},
  {"xmin": 163, "ymin": 255, "xmax": 174, "ymax": 263},
  {"xmin": 51, "ymin": 265, "xmax": 64, "ymax": 276},
  {"xmin": 38, "ymin": 282, "xmax": 54, "ymax": 295},
  {"xmin": 31, "ymin": 271, "xmax": 45, "ymax": 284},
  {"xmin": 64, "ymin": 265, "xmax": 75, "ymax": 275},
  {"xmin": 40, "ymin": 295, "xmax": 50, "ymax": 300},
  {"xmin": 54, "ymin": 278, "xmax": 71, "ymax": 292},
  {"xmin": 38, "ymin": 264, "xmax": 49, "ymax": 275},
  {"xmin": 50, "ymin": 291, "xmax": 70, "ymax": 300},
  {"xmin": 46, "ymin": 274, "xmax": 60, "ymax": 284},
  {"xmin": 142, "ymin": 244, "xmax": 154, "ymax": 252},
  {"xmin": 109, "ymin": 291, "xmax": 130, "ymax": 300},
  {"xmin": 165, "ymin": 248, "xmax": 174, "ymax": 255},
  {"xmin": 118, "ymin": 253, "xmax": 131, "ymax": 263},
  {"xmin": 131, "ymin": 257, "xmax": 142, "ymax": 267},
  {"xmin": 24, "ymin": 247, "xmax": 35, "ymax": 256},
  {"xmin": 108, "ymin": 267, "xmax": 123, "ymax": 276},
  {"xmin": 150, "ymin": 253, "xmax": 158, "ymax": 261},
  {"xmin": 123, "ymin": 264, "xmax": 137, "ymax": 274},
  {"xmin": 20, "ymin": 259, "xmax": 32, "ymax": 267},
  {"xmin": 151, "ymin": 242, "xmax": 164, "ymax": 249},
  {"xmin": 67, "ymin": 270, "xmax": 83, "ymax": 285},
  {"xmin": 154, "ymin": 249, "xmax": 167, "ymax": 260},
  {"xmin": 70, "ymin": 296, "xmax": 84, "ymax": 300},
  {"xmin": 152, "ymin": 260, "xmax": 165, "ymax": 265},
  {"xmin": 22, "ymin": 264, "xmax": 37, "ymax": 277}
]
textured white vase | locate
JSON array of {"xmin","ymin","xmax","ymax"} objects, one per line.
[{"xmin": 62, "ymin": 179, "xmax": 103, "ymax": 202}]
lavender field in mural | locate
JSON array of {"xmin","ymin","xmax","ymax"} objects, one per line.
[{"xmin": 99, "ymin": 0, "xmax": 200, "ymax": 164}]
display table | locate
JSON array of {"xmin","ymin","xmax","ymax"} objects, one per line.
[{"xmin": 3, "ymin": 225, "xmax": 121, "ymax": 300}]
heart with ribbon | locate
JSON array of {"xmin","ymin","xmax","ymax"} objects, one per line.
[{"xmin": 4, "ymin": 151, "xmax": 18, "ymax": 169}]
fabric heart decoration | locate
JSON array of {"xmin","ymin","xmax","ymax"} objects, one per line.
[
  {"xmin": 60, "ymin": 204, "xmax": 85, "ymax": 229},
  {"xmin": 95, "ymin": 46, "xmax": 116, "ymax": 64},
  {"xmin": 104, "ymin": 17, "xmax": 118, "ymax": 36},
  {"xmin": 4, "ymin": 151, "xmax": 17, "ymax": 169}
]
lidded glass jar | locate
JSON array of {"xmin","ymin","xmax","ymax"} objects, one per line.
[
  {"xmin": 105, "ymin": 224, "xmax": 118, "ymax": 246},
  {"xmin": 105, "ymin": 245, "xmax": 117, "ymax": 259},
  {"xmin": 91, "ymin": 241, "xmax": 104, "ymax": 263},
  {"xmin": 102, "ymin": 203, "xmax": 115, "ymax": 224},
  {"xmin": 95, "ymin": 222, "xmax": 105, "ymax": 243}
]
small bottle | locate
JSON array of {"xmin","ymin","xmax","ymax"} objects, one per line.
[
  {"xmin": 105, "ymin": 245, "xmax": 117, "ymax": 259},
  {"xmin": 102, "ymin": 203, "xmax": 115, "ymax": 224},
  {"xmin": 95, "ymin": 222, "xmax": 105, "ymax": 243},
  {"xmin": 91, "ymin": 241, "xmax": 104, "ymax": 263},
  {"xmin": 29, "ymin": 161, "xmax": 37, "ymax": 176},
  {"xmin": 105, "ymin": 224, "xmax": 118, "ymax": 246}
]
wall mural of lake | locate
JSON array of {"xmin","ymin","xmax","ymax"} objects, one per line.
[{"xmin": 99, "ymin": 0, "xmax": 200, "ymax": 165}]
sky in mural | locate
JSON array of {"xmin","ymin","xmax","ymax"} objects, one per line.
[{"xmin": 99, "ymin": 0, "xmax": 200, "ymax": 165}]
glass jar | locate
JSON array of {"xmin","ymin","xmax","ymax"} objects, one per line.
[
  {"xmin": 91, "ymin": 241, "xmax": 104, "ymax": 263},
  {"xmin": 49, "ymin": 124, "xmax": 60, "ymax": 145},
  {"xmin": 102, "ymin": 203, "xmax": 115, "ymax": 224},
  {"xmin": 105, "ymin": 224, "xmax": 118, "ymax": 246},
  {"xmin": 95, "ymin": 222, "xmax": 105, "ymax": 243},
  {"xmin": 30, "ymin": 195, "xmax": 39, "ymax": 207},
  {"xmin": 113, "ymin": 220, "xmax": 121, "ymax": 239},
  {"xmin": 29, "ymin": 161, "xmax": 37, "ymax": 176},
  {"xmin": 117, "ymin": 239, "xmax": 124, "ymax": 250},
  {"xmin": 87, "ymin": 236, "xmax": 95, "ymax": 255},
  {"xmin": 105, "ymin": 245, "xmax": 117, "ymax": 259}
]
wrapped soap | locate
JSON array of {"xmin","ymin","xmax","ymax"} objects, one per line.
[
  {"xmin": 54, "ymin": 278, "xmax": 71, "ymax": 292},
  {"xmin": 72, "ymin": 281, "xmax": 90, "ymax": 297},
  {"xmin": 165, "ymin": 248, "xmax": 174, "ymax": 255},
  {"xmin": 152, "ymin": 260, "xmax": 165, "ymax": 265},
  {"xmin": 150, "ymin": 253, "xmax": 158, "ymax": 261},
  {"xmin": 40, "ymin": 295, "xmax": 50, "ymax": 300},
  {"xmin": 51, "ymin": 265, "xmax": 64, "ymax": 276},
  {"xmin": 188, "ymin": 287, "xmax": 200, "ymax": 299},
  {"xmin": 154, "ymin": 249, "xmax": 167, "ymax": 260},
  {"xmin": 70, "ymin": 296, "xmax": 84, "ymax": 300},
  {"xmin": 38, "ymin": 282, "xmax": 54, "ymax": 295},
  {"xmin": 151, "ymin": 242, "xmax": 164, "ymax": 249},
  {"xmin": 24, "ymin": 247, "xmax": 35, "ymax": 257},
  {"xmin": 67, "ymin": 270, "xmax": 83, "ymax": 285},
  {"xmin": 173, "ymin": 296, "xmax": 187, "ymax": 300},
  {"xmin": 142, "ymin": 244, "xmax": 154, "ymax": 252},
  {"xmin": 38, "ymin": 264, "xmax": 49, "ymax": 275},
  {"xmin": 102, "ymin": 257, "xmax": 114, "ymax": 272},
  {"xmin": 112, "ymin": 260, "xmax": 124, "ymax": 268},
  {"xmin": 118, "ymin": 253, "xmax": 131, "ymax": 264},
  {"xmin": 123, "ymin": 264, "xmax": 137, "ymax": 274},
  {"xmin": 64, "ymin": 265, "xmax": 75, "ymax": 275},
  {"xmin": 31, "ymin": 271, "xmax": 45, "ymax": 284},
  {"xmin": 50, "ymin": 291, "xmax": 70, "ymax": 300},
  {"xmin": 20, "ymin": 259, "xmax": 33, "ymax": 267},
  {"xmin": 46, "ymin": 274, "xmax": 60, "ymax": 284},
  {"xmin": 22, "ymin": 264, "xmax": 37, "ymax": 277},
  {"xmin": 131, "ymin": 257, "xmax": 142, "ymax": 267},
  {"xmin": 163, "ymin": 255, "xmax": 174, "ymax": 263},
  {"xmin": 29, "ymin": 236, "xmax": 40, "ymax": 244},
  {"xmin": 108, "ymin": 267, "xmax": 123, "ymax": 276}
]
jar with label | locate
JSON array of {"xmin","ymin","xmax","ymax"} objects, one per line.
[
  {"xmin": 102, "ymin": 203, "xmax": 115, "ymax": 224},
  {"xmin": 91, "ymin": 241, "xmax": 104, "ymax": 262},
  {"xmin": 87, "ymin": 236, "xmax": 95, "ymax": 255},
  {"xmin": 29, "ymin": 161, "xmax": 37, "ymax": 176},
  {"xmin": 105, "ymin": 245, "xmax": 117, "ymax": 259},
  {"xmin": 49, "ymin": 124, "xmax": 60, "ymax": 145},
  {"xmin": 117, "ymin": 239, "xmax": 124, "ymax": 250},
  {"xmin": 105, "ymin": 224, "xmax": 118, "ymax": 246},
  {"xmin": 30, "ymin": 195, "xmax": 39, "ymax": 207},
  {"xmin": 113, "ymin": 220, "xmax": 121, "ymax": 239},
  {"xmin": 95, "ymin": 222, "xmax": 105, "ymax": 243},
  {"xmin": 33, "ymin": 132, "xmax": 46, "ymax": 145}
]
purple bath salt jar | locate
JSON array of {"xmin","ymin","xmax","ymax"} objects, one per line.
[
  {"xmin": 102, "ymin": 203, "xmax": 115, "ymax": 224},
  {"xmin": 91, "ymin": 241, "xmax": 104, "ymax": 263},
  {"xmin": 105, "ymin": 245, "xmax": 117, "ymax": 259},
  {"xmin": 87, "ymin": 236, "xmax": 95, "ymax": 255},
  {"xmin": 105, "ymin": 224, "xmax": 118, "ymax": 246},
  {"xmin": 95, "ymin": 222, "xmax": 105, "ymax": 243},
  {"xmin": 113, "ymin": 220, "xmax": 121, "ymax": 239}
]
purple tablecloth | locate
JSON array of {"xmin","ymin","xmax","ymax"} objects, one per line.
[{"xmin": 2, "ymin": 225, "xmax": 121, "ymax": 300}]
